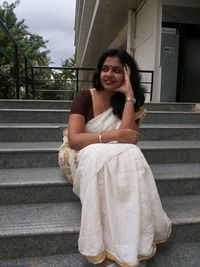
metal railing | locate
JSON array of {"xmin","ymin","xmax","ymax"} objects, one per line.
[
  {"xmin": 140, "ymin": 70, "xmax": 154, "ymax": 101},
  {"xmin": 31, "ymin": 66, "xmax": 95, "ymax": 100},
  {"xmin": 0, "ymin": 18, "xmax": 33, "ymax": 99},
  {"xmin": 0, "ymin": 18, "xmax": 154, "ymax": 101}
]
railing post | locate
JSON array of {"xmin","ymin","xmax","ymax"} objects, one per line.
[
  {"xmin": 14, "ymin": 44, "xmax": 20, "ymax": 99},
  {"xmin": 76, "ymin": 68, "xmax": 79, "ymax": 93},
  {"xmin": 150, "ymin": 71, "xmax": 154, "ymax": 101},
  {"xmin": 31, "ymin": 66, "xmax": 35, "ymax": 99},
  {"xmin": 24, "ymin": 58, "xmax": 28, "ymax": 98}
]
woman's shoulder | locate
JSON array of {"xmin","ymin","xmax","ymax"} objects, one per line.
[
  {"xmin": 76, "ymin": 89, "xmax": 92, "ymax": 97},
  {"xmin": 70, "ymin": 89, "xmax": 94, "ymax": 121},
  {"xmin": 72, "ymin": 89, "xmax": 92, "ymax": 105}
]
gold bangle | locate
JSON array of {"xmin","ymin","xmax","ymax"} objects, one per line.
[{"xmin": 98, "ymin": 132, "xmax": 102, "ymax": 143}]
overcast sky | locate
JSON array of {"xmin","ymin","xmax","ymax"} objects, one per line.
[{"xmin": 4, "ymin": 0, "xmax": 76, "ymax": 66}]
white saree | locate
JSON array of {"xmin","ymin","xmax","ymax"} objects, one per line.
[{"xmin": 58, "ymin": 108, "xmax": 171, "ymax": 267}]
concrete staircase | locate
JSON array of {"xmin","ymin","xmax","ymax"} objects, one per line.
[{"xmin": 0, "ymin": 100, "xmax": 200, "ymax": 267}]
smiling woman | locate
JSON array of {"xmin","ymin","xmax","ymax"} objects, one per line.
[{"xmin": 59, "ymin": 48, "xmax": 171, "ymax": 267}]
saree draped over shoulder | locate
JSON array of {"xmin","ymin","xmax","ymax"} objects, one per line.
[{"xmin": 58, "ymin": 108, "xmax": 171, "ymax": 267}]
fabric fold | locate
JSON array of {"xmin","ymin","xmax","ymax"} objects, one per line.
[{"xmin": 58, "ymin": 107, "xmax": 171, "ymax": 267}]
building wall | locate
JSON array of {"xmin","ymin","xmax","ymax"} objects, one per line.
[{"xmin": 133, "ymin": 0, "xmax": 162, "ymax": 101}]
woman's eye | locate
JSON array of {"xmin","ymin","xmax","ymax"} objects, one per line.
[
  {"xmin": 102, "ymin": 66, "xmax": 109, "ymax": 72},
  {"xmin": 112, "ymin": 67, "xmax": 123, "ymax": 73},
  {"xmin": 102, "ymin": 65, "xmax": 123, "ymax": 73}
]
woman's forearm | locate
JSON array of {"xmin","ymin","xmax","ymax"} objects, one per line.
[
  {"xmin": 119, "ymin": 100, "xmax": 138, "ymax": 131},
  {"xmin": 68, "ymin": 130, "xmax": 118, "ymax": 150}
]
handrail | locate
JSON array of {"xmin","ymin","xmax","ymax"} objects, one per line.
[
  {"xmin": 32, "ymin": 66, "xmax": 95, "ymax": 99},
  {"xmin": 0, "ymin": 18, "xmax": 154, "ymax": 101},
  {"xmin": 0, "ymin": 18, "xmax": 34, "ymax": 99},
  {"xmin": 32, "ymin": 66, "xmax": 153, "ymax": 101},
  {"xmin": 0, "ymin": 18, "xmax": 32, "ymax": 65},
  {"xmin": 139, "ymin": 70, "xmax": 154, "ymax": 101}
]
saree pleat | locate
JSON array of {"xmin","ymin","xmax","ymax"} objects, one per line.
[{"xmin": 59, "ymin": 108, "xmax": 171, "ymax": 267}]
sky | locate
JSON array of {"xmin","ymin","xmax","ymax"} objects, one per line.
[{"xmin": 4, "ymin": 0, "xmax": 76, "ymax": 66}]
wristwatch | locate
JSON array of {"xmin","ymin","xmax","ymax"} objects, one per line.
[{"xmin": 126, "ymin": 96, "xmax": 136, "ymax": 103}]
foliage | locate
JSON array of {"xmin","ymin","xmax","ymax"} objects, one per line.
[
  {"xmin": 0, "ymin": 0, "xmax": 51, "ymax": 99},
  {"xmin": 0, "ymin": 0, "xmax": 77, "ymax": 100},
  {"xmin": 35, "ymin": 56, "xmax": 76, "ymax": 100}
]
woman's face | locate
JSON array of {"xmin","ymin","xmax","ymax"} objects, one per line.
[{"xmin": 100, "ymin": 56, "xmax": 124, "ymax": 92}]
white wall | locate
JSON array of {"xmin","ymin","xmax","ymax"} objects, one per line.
[{"xmin": 133, "ymin": 0, "xmax": 163, "ymax": 102}]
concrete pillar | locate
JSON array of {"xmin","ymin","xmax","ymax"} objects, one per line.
[{"xmin": 133, "ymin": 0, "xmax": 163, "ymax": 102}]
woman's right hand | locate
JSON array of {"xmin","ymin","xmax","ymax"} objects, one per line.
[{"xmin": 115, "ymin": 128, "xmax": 140, "ymax": 144}]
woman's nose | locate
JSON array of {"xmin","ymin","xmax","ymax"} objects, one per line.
[{"xmin": 106, "ymin": 69, "xmax": 114, "ymax": 76}]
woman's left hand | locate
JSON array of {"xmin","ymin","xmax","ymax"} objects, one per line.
[{"xmin": 115, "ymin": 64, "xmax": 134, "ymax": 97}]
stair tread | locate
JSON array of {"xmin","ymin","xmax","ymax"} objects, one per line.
[
  {"xmin": 0, "ymin": 195, "xmax": 200, "ymax": 237},
  {"xmin": 0, "ymin": 123, "xmax": 199, "ymax": 128},
  {"xmin": 146, "ymin": 110, "xmax": 200, "ymax": 114},
  {"xmin": 150, "ymin": 163, "xmax": 200, "ymax": 180},
  {"xmin": 0, "ymin": 167, "xmax": 67, "ymax": 186},
  {"xmin": 0, "ymin": 202, "xmax": 81, "ymax": 237},
  {"xmin": 162, "ymin": 195, "xmax": 200, "ymax": 224},
  {"xmin": 0, "ymin": 253, "xmax": 91, "ymax": 267},
  {"xmin": 0, "ymin": 108, "xmax": 70, "ymax": 112},
  {"xmin": 0, "ymin": 140, "xmax": 200, "ymax": 151},
  {"xmin": 139, "ymin": 140, "xmax": 200, "ymax": 149},
  {"xmin": 0, "ymin": 123, "xmax": 66, "ymax": 128},
  {"xmin": 0, "ymin": 142, "xmax": 61, "ymax": 151},
  {"xmin": 141, "ymin": 124, "xmax": 200, "ymax": 128},
  {"xmin": 1, "ymin": 107, "xmax": 199, "ymax": 113},
  {"xmin": 0, "ymin": 164, "xmax": 199, "ymax": 187}
]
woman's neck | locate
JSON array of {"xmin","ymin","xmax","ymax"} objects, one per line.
[{"xmin": 100, "ymin": 89, "xmax": 113, "ymax": 110}]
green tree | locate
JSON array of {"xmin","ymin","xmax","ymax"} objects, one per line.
[
  {"xmin": 39, "ymin": 56, "xmax": 76, "ymax": 100},
  {"xmin": 61, "ymin": 56, "xmax": 76, "ymax": 100},
  {"xmin": 0, "ymin": 0, "xmax": 51, "ymax": 99}
]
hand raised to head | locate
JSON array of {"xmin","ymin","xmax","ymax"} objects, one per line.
[{"xmin": 115, "ymin": 64, "xmax": 134, "ymax": 97}]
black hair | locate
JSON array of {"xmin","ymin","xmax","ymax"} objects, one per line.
[{"xmin": 93, "ymin": 48, "xmax": 146, "ymax": 119}]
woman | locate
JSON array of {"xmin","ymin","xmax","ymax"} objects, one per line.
[{"xmin": 59, "ymin": 49, "xmax": 171, "ymax": 267}]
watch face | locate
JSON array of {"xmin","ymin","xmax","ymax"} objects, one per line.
[{"xmin": 126, "ymin": 96, "xmax": 136, "ymax": 103}]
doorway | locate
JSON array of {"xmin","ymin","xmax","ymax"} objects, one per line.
[
  {"xmin": 161, "ymin": 23, "xmax": 200, "ymax": 103},
  {"xmin": 177, "ymin": 24, "xmax": 200, "ymax": 102}
]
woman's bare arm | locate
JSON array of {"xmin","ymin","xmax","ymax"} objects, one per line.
[
  {"xmin": 116, "ymin": 65, "xmax": 139, "ymax": 131},
  {"xmin": 68, "ymin": 114, "xmax": 139, "ymax": 150}
]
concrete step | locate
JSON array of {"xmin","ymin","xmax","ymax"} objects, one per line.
[
  {"xmin": 145, "ymin": 102, "xmax": 197, "ymax": 112},
  {"xmin": 0, "ymin": 123, "xmax": 66, "ymax": 142},
  {"xmin": 0, "ymin": 100, "xmax": 72, "ymax": 110},
  {"xmin": 140, "ymin": 124, "xmax": 200, "ymax": 140},
  {"xmin": 139, "ymin": 140, "xmax": 200, "ymax": 164},
  {"xmin": 0, "ymin": 164, "xmax": 199, "ymax": 205},
  {"xmin": 147, "ymin": 241, "xmax": 200, "ymax": 267},
  {"xmin": 0, "ymin": 141, "xmax": 199, "ymax": 169},
  {"xmin": 0, "ymin": 167, "xmax": 78, "ymax": 205},
  {"xmin": 143, "ymin": 111, "xmax": 200, "ymax": 124},
  {"xmin": 0, "ymin": 253, "xmax": 93, "ymax": 267},
  {"xmin": 0, "ymin": 243, "xmax": 199, "ymax": 267},
  {"xmin": 0, "ymin": 109, "xmax": 70, "ymax": 123},
  {"xmin": 1, "ymin": 123, "xmax": 200, "ymax": 142},
  {"xmin": 0, "ymin": 202, "xmax": 81, "ymax": 260},
  {"xmin": 0, "ymin": 99, "xmax": 197, "ymax": 112},
  {"xmin": 151, "ymin": 163, "xmax": 200, "ymax": 197},
  {"xmin": 161, "ymin": 195, "xmax": 200, "ymax": 244},
  {"xmin": 0, "ymin": 195, "xmax": 200, "ymax": 260},
  {"xmin": 0, "ymin": 109, "xmax": 199, "ymax": 124}
]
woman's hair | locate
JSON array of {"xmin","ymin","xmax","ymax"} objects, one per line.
[{"xmin": 93, "ymin": 48, "xmax": 146, "ymax": 118}]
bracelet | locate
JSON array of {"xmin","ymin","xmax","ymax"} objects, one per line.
[
  {"xmin": 126, "ymin": 96, "xmax": 136, "ymax": 103},
  {"xmin": 98, "ymin": 132, "xmax": 103, "ymax": 143}
]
